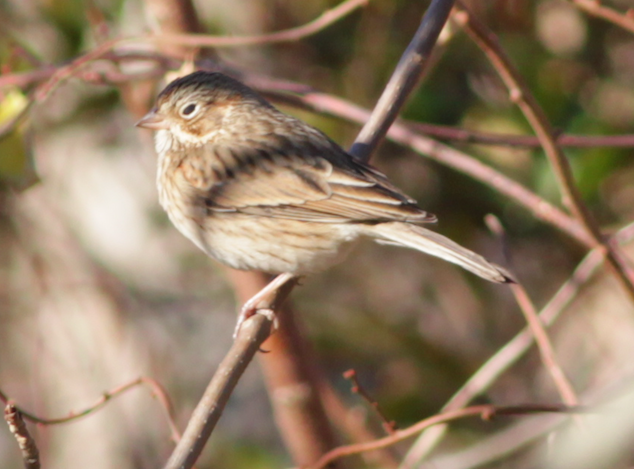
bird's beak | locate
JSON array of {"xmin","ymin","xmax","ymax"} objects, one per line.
[{"xmin": 136, "ymin": 110, "xmax": 170, "ymax": 130}]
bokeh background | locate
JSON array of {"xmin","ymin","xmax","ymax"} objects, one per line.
[{"xmin": 2, "ymin": 0, "xmax": 634, "ymax": 467}]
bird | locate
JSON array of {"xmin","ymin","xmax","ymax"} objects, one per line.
[{"xmin": 136, "ymin": 70, "xmax": 512, "ymax": 333}]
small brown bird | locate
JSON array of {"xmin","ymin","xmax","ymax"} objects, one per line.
[{"xmin": 137, "ymin": 71, "xmax": 511, "ymax": 330}]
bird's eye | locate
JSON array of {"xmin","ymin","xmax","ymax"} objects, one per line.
[{"xmin": 180, "ymin": 103, "xmax": 198, "ymax": 118}]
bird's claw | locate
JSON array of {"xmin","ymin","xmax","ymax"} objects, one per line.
[{"xmin": 233, "ymin": 305, "xmax": 279, "ymax": 339}]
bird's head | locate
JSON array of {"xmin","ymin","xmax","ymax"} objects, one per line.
[{"xmin": 136, "ymin": 71, "xmax": 270, "ymax": 146}]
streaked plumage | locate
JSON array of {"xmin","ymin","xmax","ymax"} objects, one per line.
[{"xmin": 137, "ymin": 71, "xmax": 512, "ymax": 283}]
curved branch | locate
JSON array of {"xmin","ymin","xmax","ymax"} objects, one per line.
[
  {"xmin": 454, "ymin": 4, "xmax": 634, "ymax": 301},
  {"xmin": 0, "ymin": 378, "xmax": 180, "ymax": 443},
  {"xmin": 307, "ymin": 404, "xmax": 582, "ymax": 469},
  {"xmin": 148, "ymin": 0, "xmax": 367, "ymax": 48}
]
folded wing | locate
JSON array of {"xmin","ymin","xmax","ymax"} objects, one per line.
[{"xmin": 180, "ymin": 141, "xmax": 436, "ymax": 224}]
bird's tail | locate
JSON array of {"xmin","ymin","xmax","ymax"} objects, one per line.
[{"xmin": 367, "ymin": 222, "xmax": 514, "ymax": 283}]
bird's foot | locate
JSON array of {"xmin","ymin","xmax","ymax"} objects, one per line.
[
  {"xmin": 232, "ymin": 272, "xmax": 297, "ymax": 339},
  {"xmin": 233, "ymin": 303, "xmax": 278, "ymax": 339}
]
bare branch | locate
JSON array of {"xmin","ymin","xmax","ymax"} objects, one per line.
[
  {"xmin": 351, "ymin": 0, "xmax": 456, "ymax": 161},
  {"xmin": 163, "ymin": 314, "xmax": 275, "ymax": 469},
  {"xmin": 343, "ymin": 369, "xmax": 397, "ymax": 435},
  {"xmin": 0, "ymin": 378, "xmax": 180, "ymax": 443},
  {"xmin": 569, "ymin": 0, "xmax": 634, "ymax": 34},
  {"xmin": 226, "ymin": 269, "xmax": 340, "ymax": 466},
  {"xmin": 486, "ymin": 218, "xmax": 579, "ymax": 408},
  {"xmin": 454, "ymin": 3, "xmax": 634, "ymax": 302},
  {"xmin": 319, "ymin": 384, "xmax": 401, "ymax": 468},
  {"xmin": 399, "ymin": 222, "xmax": 634, "ymax": 467},
  {"xmin": 306, "ymin": 404, "xmax": 584, "ymax": 469},
  {"xmin": 148, "ymin": 0, "xmax": 367, "ymax": 48},
  {"xmin": 510, "ymin": 284, "xmax": 579, "ymax": 405},
  {"xmin": 4, "ymin": 404, "xmax": 40, "ymax": 469},
  {"xmin": 409, "ymin": 121, "xmax": 634, "ymax": 149}
]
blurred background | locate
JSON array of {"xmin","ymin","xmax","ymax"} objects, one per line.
[{"xmin": 1, "ymin": 0, "xmax": 634, "ymax": 467}]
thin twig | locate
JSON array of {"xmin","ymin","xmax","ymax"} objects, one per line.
[
  {"xmin": 343, "ymin": 369, "xmax": 397, "ymax": 435},
  {"xmin": 8, "ymin": 59, "xmax": 634, "ymax": 150},
  {"xmin": 351, "ymin": 0, "xmax": 456, "ymax": 162},
  {"xmin": 1, "ymin": 0, "xmax": 365, "ymax": 104},
  {"xmin": 0, "ymin": 377, "xmax": 180, "ymax": 444},
  {"xmin": 454, "ymin": 4, "xmax": 634, "ymax": 303},
  {"xmin": 8, "ymin": 56, "xmax": 634, "ymax": 150},
  {"xmin": 486, "ymin": 217, "xmax": 579, "ymax": 407},
  {"xmin": 398, "ymin": 222, "xmax": 634, "ymax": 467},
  {"xmin": 148, "ymin": 0, "xmax": 367, "ymax": 48},
  {"xmin": 510, "ymin": 284, "xmax": 579, "ymax": 406},
  {"xmin": 423, "ymin": 412, "xmax": 566, "ymax": 469},
  {"xmin": 409, "ymin": 121, "xmax": 634, "ymax": 148},
  {"xmin": 305, "ymin": 404, "xmax": 584, "ymax": 469},
  {"xmin": 319, "ymin": 383, "xmax": 401, "ymax": 468},
  {"xmin": 4, "ymin": 404, "xmax": 40, "ymax": 469},
  {"xmin": 569, "ymin": 0, "xmax": 634, "ymax": 35}
]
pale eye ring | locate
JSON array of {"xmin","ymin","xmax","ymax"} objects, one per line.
[{"xmin": 180, "ymin": 102, "xmax": 199, "ymax": 118}]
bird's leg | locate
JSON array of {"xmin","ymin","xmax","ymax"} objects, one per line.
[{"xmin": 233, "ymin": 272, "xmax": 298, "ymax": 339}]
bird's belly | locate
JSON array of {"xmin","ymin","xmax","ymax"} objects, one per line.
[
  {"xmin": 172, "ymin": 210, "xmax": 359, "ymax": 274},
  {"xmin": 207, "ymin": 215, "xmax": 359, "ymax": 274}
]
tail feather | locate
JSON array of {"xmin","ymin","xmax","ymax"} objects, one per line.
[{"xmin": 368, "ymin": 222, "xmax": 514, "ymax": 284}]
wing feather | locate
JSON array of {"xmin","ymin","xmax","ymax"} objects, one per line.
[{"xmin": 180, "ymin": 142, "xmax": 436, "ymax": 224}]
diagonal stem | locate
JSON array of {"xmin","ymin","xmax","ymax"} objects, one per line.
[
  {"xmin": 454, "ymin": 4, "xmax": 634, "ymax": 304},
  {"xmin": 351, "ymin": 0, "xmax": 456, "ymax": 162}
]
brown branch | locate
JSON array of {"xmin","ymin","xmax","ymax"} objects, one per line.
[
  {"xmin": 0, "ymin": 377, "xmax": 180, "ymax": 443},
  {"xmin": 319, "ymin": 384, "xmax": 401, "ymax": 468},
  {"xmin": 454, "ymin": 4, "xmax": 634, "ymax": 303},
  {"xmin": 569, "ymin": 0, "xmax": 634, "ymax": 35},
  {"xmin": 162, "ymin": 311, "xmax": 278, "ymax": 469},
  {"xmin": 399, "ymin": 222, "xmax": 634, "ymax": 467},
  {"xmin": 147, "ymin": 0, "xmax": 367, "ymax": 48},
  {"xmin": 351, "ymin": 0, "xmax": 456, "ymax": 162},
  {"xmin": 0, "ymin": 0, "xmax": 365, "ymax": 105},
  {"xmin": 226, "ymin": 269, "xmax": 341, "ymax": 467},
  {"xmin": 423, "ymin": 412, "xmax": 567, "ymax": 468},
  {"xmin": 409, "ymin": 121, "xmax": 634, "ymax": 148},
  {"xmin": 510, "ymin": 284, "xmax": 579, "ymax": 406},
  {"xmin": 8, "ymin": 55, "xmax": 634, "ymax": 151},
  {"xmin": 485, "ymin": 217, "xmax": 579, "ymax": 408},
  {"xmin": 4, "ymin": 404, "xmax": 40, "ymax": 469},
  {"xmin": 8, "ymin": 59, "xmax": 634, "ymax": 150},
  {"xmin": 305, "ymin": 404, "xmax": 584, "ymax": 469},
  {"xmin": 343, "ymin": 369, "xmax": 397, "ymax": 435},
  {"xmin": 32, "ymin": 38, "xmax": 128, "ymax": 102}
]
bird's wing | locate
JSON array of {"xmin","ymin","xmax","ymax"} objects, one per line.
[{"xmin": 179, "ymin": 142, "xmax": 436, "ymax": 224}]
